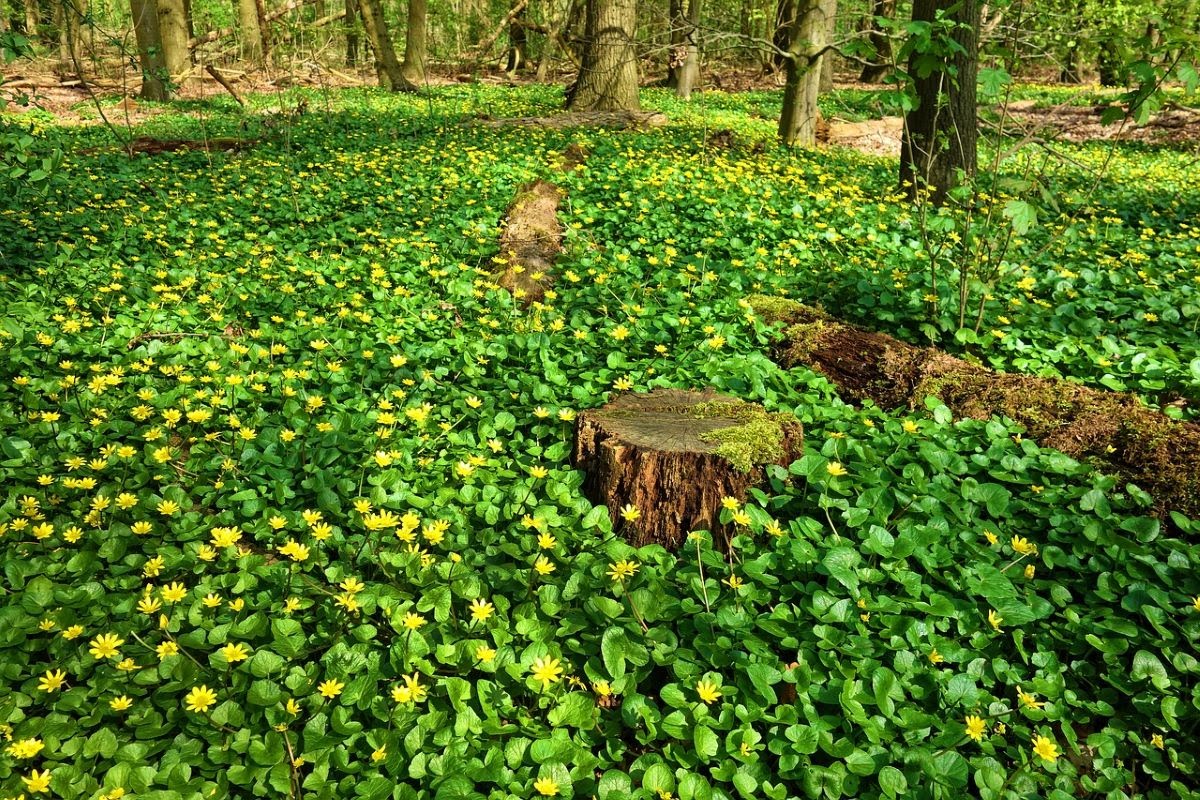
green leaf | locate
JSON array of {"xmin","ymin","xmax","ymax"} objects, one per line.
[
  {"xmin": 1131, "ymin": 650, "xmax": 1171, "ymax": 690},
  {"xmin": 694, "ymin": 726, "xmax": 719, "ymax": 760},
  {"xmin": 878, "ymin": 767, "xmax": 907, "ymax": 797},
  {"xmin": 548, "ymin": 693, "xmax": 599, "ymax": 729}
]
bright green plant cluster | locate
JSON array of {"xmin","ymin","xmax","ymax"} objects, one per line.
[{"xmin": 1, "ymin": 85, "xmax": 1199, "ymax": 800}]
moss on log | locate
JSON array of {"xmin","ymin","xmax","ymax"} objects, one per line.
[{"xmin": 748, "ymin": 294, "xmax": 1200, "ymax": 519}]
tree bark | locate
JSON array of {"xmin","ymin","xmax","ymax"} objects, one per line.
[
  {"xmin": 857, "ymin": 0, "xmax": 892, "ymax": 82},
  {"xmin": 777, "ymin": 0, "xmax": 834, "ymax": 147},
  {"xmin": 357, "ymin": 0, "xmax": 417, "ymax": 90},
  {"xmin": 898, "ymin": 0, "xmax": 979, "ymax": 203},
  {"xmin": 157, "ymin": 0, "xmax": 192, "ymax": 85},
  {"xmin": 573, "ymin": 389, "xmax": 803, "ymax": 551},
  {"xmin": 666, "ymin": 0, "xmax": 700, "ymax": 99},
  {"xmin": 344, "ymin": 0, "xmax": 359, "ymax": 64},
  {"xmin": 24, "ymin": 0, "xmax": 39, "ymax": 37},
  {"xmin": 566, "ymin": 0, "xmax": 639, "ymax": 111},
  {"xmin": 769, "ymin": 0, "xmax": 787, "ymax": 72},
  {"xmin": 495, "ymin": 179, "xmax": 563, "ymax": 306},
  {"xmin": 400, "ymin": 0, "xmax": 426, "ymax": 84},
  {"xmin": 1097, "ymin": 39, "xmax": 1122, "ymax": 86},
  {"xmin": 752, "ymin": 296, "xmax": 1200, "ymax": 522},
  {"xmin": 505, "ymin": 0, "xmax": 527, "ymax": 71},
  {"xmin": 131, "ymin": 0, "xmax": 167, "ymax": 99},
  {"xmin": 818, "ymin": 0, "xmax": 836, "ymax": 92},
  {"xmin": 236, "ymin": 0, "xmax": 263, "ymax": 60}
]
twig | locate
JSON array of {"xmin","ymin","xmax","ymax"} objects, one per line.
[{"xmin": 204, "ymin": 65, "xmax": 245, "ymax": 107}]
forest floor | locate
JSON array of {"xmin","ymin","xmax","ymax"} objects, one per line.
[{"xmin": 2, "ymin": 79, "xmax": 1200, "ymax": 800}]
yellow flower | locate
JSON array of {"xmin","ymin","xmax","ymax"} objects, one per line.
[
  {"xmin": 529, "ymin": 465, "xmax": 549, "ymax": 479},
  {"xmin": 278, "ymin": 540, "xmax": 310, "ymax": 562},
  {"xmin": 402, "ymin": 612, "xmax": 426, "ymax": 630},
  {"xmin": 221, "ymin": 643, "xmax": 250, "ymax": 663},
  {"xmin": 110, "ymin": 695, "xmax": 133, "ymax": 711},
  {"xmin": 137, "ymin": 595, "xmax": 162, "ymax": 615},
  {"xmin": 1192, "ymin": 596, "xmax": 1200, "ymax": 612},
  {"xmin": 475, "ymin": 645, "xmax": 496, "ymax": 663},
  {"xmin": 1151, "ymin": 733, "xmax": 1164, "ymax": 749},
  {"xmin": 965, "ymin": 715, "xmax": 986, "ymax": 742},
  {"xmin": 1024, "ymin": 564, "xmax": 1036, "ymax": 579},
  {"xmin": 185, "ymin": 685, "xmax": 218, "ymax": 713},
  {"xmin": 537, "ymin": 531, "xmax": 557, "ymax": 549},
  {"xmin": 902, "ymin": 420, "xmax": 919, "ymax": 433},
  {"xmin": 987, "ymin": 610, "xmax": 1003, "ymax": 632},
  {"xmin": 469, "ymin": 598, "xmax": 495, "ymax": 622},
  {"xmin": 619, "ymin": 504, "xmax": 640, "ymax": 522},
  {"xmin": 695, "ymin": 679, "xmax": 722, "ymax": 704},
  {"xmin": 89, "ymin": 632, "xmax": 125, "ymax": 660},
  {"xmin": 606, "ymin": 560, "xmax": 639, "ymax": 582},
  {"xmin": 534, "ymin": 555, "xmax": 555, "ymax": 575},
  {"xmin": 1032, "ymin": 734, "xmax": 1059, "ymax": 763},
  {"xmin": 530, "ymin": 656, "xmax": 564, "ymax": 688},
  {"xmin": 983, "ymin": 530, "xmax": 998, "ymax": 546},
  {"xmin": 371, "ymin": 745, "xmax": 387, "ymax": 762},
  {"xmin": 1017, "ymin": 687, "xmax": 1044, "ymax": 710},
  {"xmin": 7, "ymin": 738, "xmax": 45, "ymax": 758},
  {"xmin": 23, "ymin": 768, "xmax": 53, "ymax": 793},
  {"xmin": 286, "ymin": 698, "xmax": 302, "ymax": 715},
  {"xmin": 160, "ymin": 582, "xmax": 187, "ymax": 603},
  {"xmin": 156, "ymin": 499, "xmax": 180, "ymax": 515},
  {"xmin": 593, "ymin": 680, "xmax": 613, "ymax": 697},
  {"xmin": 156, "ymin": 641, "xmax": 179, "ymax": 659},
  {"xmin": 318, "ymin": 679, "xmax": 345, "ymax": 699},
  {"xmin": 826, "ymin": 461, "xmax": 847, "ymax": 477},
  {"xmin": 1010, "ymin": 535, "xmax": 1037, "ymax": 556},
  {"xmin": 534, "ymin": 777, "xmax": 560, "ymax": 796},
  {"xmin": 928, "ymin": 648, "xmax": 944, "ymax": 664}
]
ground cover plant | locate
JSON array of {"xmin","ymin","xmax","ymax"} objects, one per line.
[{"xmin": 1, "ymin": 84, "xmax": 1200, "ymax": 800}]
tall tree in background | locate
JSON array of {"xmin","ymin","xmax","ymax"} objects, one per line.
[
  {"xmin": 898, "ymin": 0, "xmax": 980, "ymax": 202},
  {"xmin": 236, "ymin": 0, "xmax": 263, "ymax": 60},
  {"xmin": 131, "ymin": 0, "xmax": 167, "ymax": 98},
  {"xmin": 666, "ymin": 0, "xmax": 700, "ymax": 99},
  {"xmin": 157, "ymin": 0, "xmax": 192, "ymax": 84},
  {"xmin": 358, "ymin": 0, "xmax": 418, "ymax": 90},
  {"xmin": 24, "ymin": 0, "xmax": 39, "ymax": 36},
  {"xmin": 566, "ymin": 0, "xmax": 639, "ymax": 110},
  {"xmin": 858, "ymin": 0, "xmax": 893, "ymax": 81},
  {"xmin": 505, "ymin": 0, "xmax": 527, "ymax": 72},
  {"xmin": 401, "ymin": 0, "xmax": 427, "ymax": 83},
  {"xmin": 777, "ymin": 0, "xmax": 835, "ymax": 146},
  {"xmin": 344, "ymin": 0, "xmax": 359, "ymax": 64}
]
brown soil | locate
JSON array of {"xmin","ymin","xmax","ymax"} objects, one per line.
[{"xmin": 1001, "ymin": 101, "xmax": 1200, "ymax": 146}]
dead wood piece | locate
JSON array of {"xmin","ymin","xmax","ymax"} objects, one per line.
[
  {"xmin": 205, "ymin": 65, "xmax": 245, "ymax": 107},
  {"xmin": 495, "ymin": 180, "xmax": 563, "ymax": 305},
  {"xmin": 477, "ymin": 110, "xmax": 668, "ymax": 130},
  {"xmin": 81, "ymin": 136, "xmax": 259, "ymax": 155},
  {"xmin": 572, "ymin": 389, "xmax": 804, "ymax": 551},
  {"xmin": 556, "ymin": 142, "xmax": 590, "ymax": 172},
  {"xmin": 750, "ymin": 294, "xmax": 1200, "ymax": 519}
]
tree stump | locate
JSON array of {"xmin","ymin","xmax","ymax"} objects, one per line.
[{"xmin": 572, "ymin": 389, "xmax": 804, "ymax": 550}]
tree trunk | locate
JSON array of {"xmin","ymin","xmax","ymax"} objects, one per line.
[
  {"xmin": 573, "ymin": 389, "xmax": 803, "ymax": 551},
  {"xmin": 818, "ymin": 0, "xmax": 835, "ymax": 92},
  {"xmin": 1059, "ymin": 41, "xmax": 1080, "ymax": 83},
  {"xmin": 666, "ymin": 0, "xmax": 700, "ymax": 99},
  {"xmin": 24, "ymin": 0, "xmax": 38, "ymax": 37},
  {"xmin": 777, "ymin": 0, "xmax": 834, "ymax": 147},
  {"xmin": 505, "ymin": 0, "xmax": 527, "ymax": 71},
  {"xmin": 157, "ymin": 0, "xmax": 192, "ymax": 86},
  {"xmin": 769, "ymin": 0, "xmax": 787, "ymax": 72},
  {"xmin": 1097, "ymin": 40, "xmax": 1122, "ymax": 86},
  {"xmin": 237, "ymin": 0, "xmax": 264, "ymax": 60},
  {"xmin": 857, "ymin": 0, "xmax": 892, "ymax": 82},
  {"xmin": 344, "ymin": 0, "xmax": 359, "ymax": 64},
  {"xmin": 752, "ymin": 296, "xmax": 1200, "ymax": 522},
  {"xmin": 53, "ymin": 0, "xmax": 68, "ymax": 70},
  {"xmin": 357, "ymin": 0, "xmax": 417, "ymax": 91},
  {"xmin": 131, "ymin": 0, "xmax": 168, "ymax": 100},
  {"xmin": 400, "ymin": 0, "xmax": 426, "ymax": 84},
  {"xmin": 898, "ymin": 0, "xmax": 978, "ymax": 203},
  {"xmin": 566, "ymin": 0, "xmax": 639, "ymax": 111}
]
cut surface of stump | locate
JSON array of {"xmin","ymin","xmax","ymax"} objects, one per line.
[
  {"xmin": 572, "ymin": 388, "xmax": 803, "ymax": 550},
  {"xmin": 748, "ymin": 293, "xmax": 1200, "ymax": 520},
  {"xmin": 495, "ymin": 180, "xmax": 563, "ymax": 306}
]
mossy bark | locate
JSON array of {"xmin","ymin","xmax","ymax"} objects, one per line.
[
  {"xmin": 572, "ymin": 389, "xmax": 803, "ymax": 550},
  {"xmin": 749, "ymin": 294, "xmax": 1200, "ymax": 520},
  {"xmin": 494, "ymin": 180, "xmax": 563, "ymax": 306}
]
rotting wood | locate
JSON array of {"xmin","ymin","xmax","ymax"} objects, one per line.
[
  {"xmin": 572, "ymin": 388, "xmax": 804, "ymax": 551},
  {"xmin": 749, "ymin": 295, "xmax": 1200, "ymax": 519},
  {"xmin": 494, "ymin": 179, "xmax": 563, "ymax": 306}
]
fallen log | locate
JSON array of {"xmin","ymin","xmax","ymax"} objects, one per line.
[
  {"xmin": 494, "ymin": 179, "xmax": 563, "ymax": 305},
  {"xmin": 572, "ymin": 389, "xmax": 804, "ymax": 550},
  {"xmin": 748, "ymin": 295, "xmax": 1200, "ymax": 519}
]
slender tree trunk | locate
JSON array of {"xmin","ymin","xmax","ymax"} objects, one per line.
[
  {"xmin": 131, "ymin": 0, "xmax": 167, "ymax": 99},
  {"xmin": 53, "ymin": 0, "xmax": 68, "ymax": 70},
  {"xmin": 157, "ymin": 0, "xmax": 191, "ymax": 85},
  {"xmin": 237, "ymin": 0, "xmax": 264, "ymax": 59},
  {"xmin": 769, "ymin": 0, "xmax": 787, "ymax": 72},
  {"xmin": 857, "ymin": 0, "xmax": 892, "ymax": 82},
  {"xmin": 254, "ymin": 0, "xmax": 271, "ymax": 59},
  {"xmin": 819, "ymin": 0, "xmax": 835, "ymax": 92},
  {"xmin": 505, "ymin": 0, "xmax": 527, "ymax": 71},
  {"xmin": 898, "ymin": 0, "xmax": 979, "ymax": 203},
  {"xmin": 358, "ymin": 0, "xmax": 418, "ymax": 90},
  {"xmin": 24, "ymin": 0, "xmax": 39, "ymax": 36},
  {"xmin": 344, "ymin": 0, "xmax": 359, "ymax": 64},
  {"xmin": 777, "ymin": 0, "xmax": 834, "ymax": 146},
  {"xmin": 566, "ymin": 0, "xmax": 639, "ymax": 111},
  {"xmin": 666, "ymin": 0, "xmax": 700, "ymax": 99},
  {"xmin": 1097, "ymin": 39, "xmax": 1122, "ymax": 86},
  {"xmin": 400, "ymin": 0, "xmax": 426, "ymax": 83},
  {"xmin": 1059, "ymin": 42, "xmax": 1079, "ymax": 83}
]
